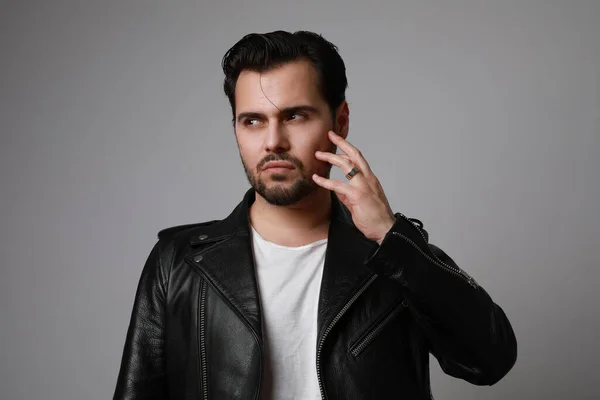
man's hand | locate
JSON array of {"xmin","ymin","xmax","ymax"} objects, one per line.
[{"xmin": 313, "ymin": 130, "xmax": 396, "ymax": 245}]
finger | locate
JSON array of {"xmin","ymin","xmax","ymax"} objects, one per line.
[
  {"xmin": 328, "ymin": 131, "xmax": 373, "ymax": 175},
  {"xmin": 312, "ymin": 174, "xmax": 355, "ymax": 197},
  {"xmin": 315, "ymin": 151, "xmax": 358, "ymax": 177}
]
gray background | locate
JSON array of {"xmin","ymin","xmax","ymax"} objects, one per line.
[{"xmin": 1, "ymin": 1, "xmax": 598, "ymax": 399}]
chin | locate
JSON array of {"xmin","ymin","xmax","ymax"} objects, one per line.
[{"xmin": 255, "ymin": 176, "xmax": 318, "ymax": 206}]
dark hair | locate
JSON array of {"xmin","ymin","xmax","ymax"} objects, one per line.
[{"xmin": 221, "ymin": 30, "xmax": 348, "ymax": 121}]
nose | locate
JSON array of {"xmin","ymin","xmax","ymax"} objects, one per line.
[{"xmin": 264, "ymin": 121, "xmax": 290, "ymax": 153}]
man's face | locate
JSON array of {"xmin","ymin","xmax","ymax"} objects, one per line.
[{"xmin": 233, "ymin": 59, "xmax": 340, "ymax": 206}]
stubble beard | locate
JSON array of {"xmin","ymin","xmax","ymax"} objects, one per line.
[
  {"xmin": 241, "ymin": 144, "xmax": 336, "ymax": 206},
  {"xmin": 243, "ymin": 161, "xmax": 333, "ymax": 206}
]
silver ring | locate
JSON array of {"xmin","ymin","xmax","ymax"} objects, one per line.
[{"xmin": 345, "ymin": 166, "xmax": 360, "ymax": 180}]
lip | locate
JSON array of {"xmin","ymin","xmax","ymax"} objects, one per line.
[
  {"xmin": 264, "ymin": 167, "xmax": 294, "ymax": 173},
  {"xmin": 263, "ymin": 162, "xmax": 295, "ymax": 171}
]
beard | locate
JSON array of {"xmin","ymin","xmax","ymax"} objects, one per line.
[
  {"xmin": 240, "ymin": 143, "xmax": 336, "ymax": 207},
  {"xmin": 252, "ymin": 170, "xmax": 316, "ymax": 206}
]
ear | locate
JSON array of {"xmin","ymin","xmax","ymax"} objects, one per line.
[{"xmin": 334, "ymin": 101, "xmax": 350, "ymax": 140}]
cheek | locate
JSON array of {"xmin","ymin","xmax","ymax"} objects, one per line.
[
  {"xmin": 312, "ymin": 151, "xmax": 332, "ymax": 174},
  {"xmin": 237, "ymin": 140, "xmax": 260, "ymax": 167},
  {"xmin": 309, "ymin": 139, "xmax": 335, "ymax": 166}
]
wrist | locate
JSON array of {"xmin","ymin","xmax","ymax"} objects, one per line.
[{"xmin": 375, "ymin": 216, "xmax": 396, "ymax": 245}]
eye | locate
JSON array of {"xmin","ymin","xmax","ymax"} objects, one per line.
[
  {"xmin": 288, "ymin": 113, "xmax": 307, "ymax": 121},
  {"xmin": 244, "ymin": 118, "xmax": 260, "ymax": 126}
]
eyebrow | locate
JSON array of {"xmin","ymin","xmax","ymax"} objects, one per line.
[{"xmin": 235, "ymin": 105, "xmax": 320, "ymax": 124}]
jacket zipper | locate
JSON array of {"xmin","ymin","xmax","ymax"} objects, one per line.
[
  {"xmin": 194, "ymin": 269, "xmax": 263, "ymax": 400},
  {"xmin": 395, "ymin": 213, "xmax": 478, "ymax": 289},
  {"xmin": 316, "ymin": 274, "xmax": 378, "ymax": 400},
  {"xmin": 200, "ymin": 280, "xmax": 208, "ymax": 400},
  {"xmin": 349, "ymin": 300, "xmax": 407, "ymax": 357}
]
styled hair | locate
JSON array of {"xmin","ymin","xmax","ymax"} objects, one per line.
[{"xmin": 221, "ymin": 30, "xmax": 348, "ymax": 121}]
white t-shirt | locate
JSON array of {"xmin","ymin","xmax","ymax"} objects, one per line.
[{"xmin": 250, "ymin": 224, "xmax": 327, "ymax": 400}]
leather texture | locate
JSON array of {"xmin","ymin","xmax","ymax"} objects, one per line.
[{"xmin": 113, "ymin": 188, "xmax": 517, "ymax": 399}]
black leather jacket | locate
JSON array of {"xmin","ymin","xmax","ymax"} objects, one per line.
[{"xmin": 114, "ymin": 188, "xmax": 517, "ymax": 399}]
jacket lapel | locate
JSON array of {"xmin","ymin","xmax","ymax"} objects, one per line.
[
  {"xmin": 184, "ymin": 188, "xmax": 263, "ymax": 340},
  {"xmin": 184, "ymin": 187, "xmax": 378, "ymax": 344}
]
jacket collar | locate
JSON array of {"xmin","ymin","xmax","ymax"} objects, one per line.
[{"xmin": 185, "ymin": 187, "xmax": 377, "ymax": 343}]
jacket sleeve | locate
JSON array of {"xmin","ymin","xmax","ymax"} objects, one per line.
[
  {"xmin": 364, "ymin": 213, "xmax": 517, "ymax": 386},
  {"xmin": 113, "ymin": 240, "xmax": 169, "ymax": 399}
]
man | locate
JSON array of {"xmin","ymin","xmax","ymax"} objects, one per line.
[{"xmin": 114, "ymin": 30, "xmax": 517, "ymax": 400}]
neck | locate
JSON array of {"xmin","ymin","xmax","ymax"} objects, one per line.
[{"xmin": 248, "ymin": 187, "xmax": 332, "ymax": 245}]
